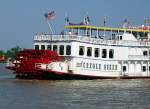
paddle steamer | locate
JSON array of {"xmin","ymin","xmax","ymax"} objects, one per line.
[{"xmin": 6, "ymin": 17, "xmax": 150, "ymax": 79}]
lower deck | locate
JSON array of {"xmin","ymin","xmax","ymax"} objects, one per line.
[{"xmin": 65, "ymin": 57, "xmax": 150, "ymax": 77}]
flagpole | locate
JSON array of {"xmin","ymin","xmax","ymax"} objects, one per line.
[
  {"xmin": 44, "ymin": 11, "xmax": 56, "ymax": 40},
  {"xmin": 45, "ymin": 20, "xmax": 53, "ymax": 41},
  {"xmin": 46, "ymin": 20, "xmax": 53, "ymax": 35}
]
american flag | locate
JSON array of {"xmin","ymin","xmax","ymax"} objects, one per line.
[{"xmin": 44, "ymin": 11, "xmax": 56, "ymax": 20}]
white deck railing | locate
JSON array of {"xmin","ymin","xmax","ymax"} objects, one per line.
[{"xmin": 34, "ymin": 34, "xmax": 150, "ymax": 47}]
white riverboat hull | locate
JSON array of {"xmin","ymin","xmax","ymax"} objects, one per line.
[{"xmin": 37, "ymin": 69, "xmax": 150, "ymax": 80}]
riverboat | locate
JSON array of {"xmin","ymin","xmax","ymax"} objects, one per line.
[{"xmin": 6, "ymin": 17, "xmax": 150, "ymax": 79}]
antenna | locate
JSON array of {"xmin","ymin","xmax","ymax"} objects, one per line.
[
  {"xmin": 103, "ymin": 16, "xmax": 108, "ymax": 27},
  {"xmin": 65, "ymin": 12, "xmax": 69, "ymax": 26}
]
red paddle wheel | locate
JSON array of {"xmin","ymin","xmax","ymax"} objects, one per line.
[{"xmin": 7, "ymin": 49, "xmax": 61, "ymax": 79}]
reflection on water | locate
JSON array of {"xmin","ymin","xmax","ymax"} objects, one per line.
[
  {"xmin": 0, "ymin": 63, "xmax": 14, "ymax": 79},
  {"xmin": 0, "ymin": 63, "xmax": 150, "ymax": 109}
]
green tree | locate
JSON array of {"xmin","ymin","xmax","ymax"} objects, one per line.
[
  {"xmin": 0, "ymin": 50, "xmax": 5, "ymax": 56},
  {"xmin": 6, "ymin": 46, "xmax": 22, "ymax": 60}
]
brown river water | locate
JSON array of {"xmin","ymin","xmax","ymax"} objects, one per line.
[{"xmin": 0, "ymin": 63, "xmax": 150, "ymax": 109}]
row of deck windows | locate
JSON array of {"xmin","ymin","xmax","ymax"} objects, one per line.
[
  {"xmin": 35, "ymin": 45, "xmax": 71, "ymax": 55},
  {"xmin": 122, "ymin": 66, "xmax": 150, "ymax": 72},
  {"xmin": 79, "ymin": 46, "xmax": 114, "ymax": 59}
]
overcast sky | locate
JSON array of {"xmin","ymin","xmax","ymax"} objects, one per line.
[{"xmin": 0, "ymin": 0, "xmax": 149, "ymax": 50}]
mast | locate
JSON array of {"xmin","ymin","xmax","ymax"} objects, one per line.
[
  {"xmin": 46, "ymin": 20, "xmax": 54, "ymax": 35},
  {"xmin": 44, "ymin": 11, "xmax": 56, "ymax": 40}
]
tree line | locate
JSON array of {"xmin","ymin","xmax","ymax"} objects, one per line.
[{"xmin": 0, "ymin": 46, "xmax": 22, "ymax": 61}]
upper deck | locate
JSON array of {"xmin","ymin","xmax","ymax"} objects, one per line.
[
  {"xmin": 34, "ymin": 25, "xmax": 150, "ymax": 47},
  {"xmin": 65, "ymin": 25, "xmax": 150, "ymax": 33},
  {"xmin": 34, "ymin": 34, "xmax": 150, "ymax": 47}
]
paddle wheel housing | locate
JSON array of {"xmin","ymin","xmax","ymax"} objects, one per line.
[{"xmin": 10, "ymin": 49, "xmax": 61, "ymax": 79}]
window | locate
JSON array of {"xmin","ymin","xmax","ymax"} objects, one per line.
[
  {"xmin": 123, "ymin": 66, "xmax": 127, "ymax": 72},
  {"xmin": 53, "ymin": 45, "xmax": 57, "ymax": 52},
  {"xmin": 94, "ymin": 48, "xmax": 99, "ymax": 57},
  {"xmin": 59, "ymin": 45, "xmax": 64, "ymax": 55},
  {"xmin": 47, "ymin": 45, "xmax": 51, "ymax": 50},
  {"xmin": 87, "ymin": 47, "xmax": 92, "ymax": 57},
  {"xmin": 143, "ymin": 51, "xmax": 148, "ymax": 56},
  {"xmin": 41, "ymin": 45, "xmax": 45, "ymax": 50},
  {"xmin": 35, "ymin": 45, "xmax": 39, "ymax": 50},
  {"xmin": 109, "ymin": 49, "xmax": 114, "ymax": 58},
  {"xmin": 102, "ymin": 49, "xmax": 107, "ymax": 58},
  {"xmin": 142, "ymin": 66, "xmax": 146, "ymax": 72},
  {"xmin": 79, "ymin": 46, "xmax": 84, "ymax": 56},
  {"xmin": 149, "ymin": 66, "xmax": 150, "ymax": 71},
  {"xmin": 120, "ymin": 36, "xmax": 122, "ymax": 40},
  {"xmin": 66, "ymin": 45, "xmax": 71, "ymax": 55}
]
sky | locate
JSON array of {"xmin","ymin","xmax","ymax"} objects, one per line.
[{"xmin": 0, "ymin": 0, "xmax": 149, "ymax": 50}]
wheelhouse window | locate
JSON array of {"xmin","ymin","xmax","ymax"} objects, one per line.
[
  {"xmin": 87, "ymin": 47, "xmax": 92, "ymax": 57},
  {"xmin": 41, "ymin": 45, "xmax": 45, "ymax": 50},
  {"xmin": 47, "ymin": 45, "xmax": 51, "ymax": 50},
  {"xmin": 53, "ymin": 45, "xmax": 57, "ymax": 52},
  {"xmin": 59, "ymin": 45, "xmax": 64, "ymax": 55},
  {"xmin": 109, "ymin": 49, "xmax": 114, "ymax": 59},
  {"xmin": 35, "ymin": 45, "xmax": 39, "ymax": 50},
  {"xmin": 94, "ymin": 48, "xmax": 99, "ymax": 57},
  {"xmin": 79, "ymin": 46, "xmax": 84, "ymax": 56},
  {"xmin": 66, "ymin": 45, "xmax": 71, "ymax": 55},
  {"xmin": 102, "ymin": 49, "xmax": 107, "ymax": 58}
]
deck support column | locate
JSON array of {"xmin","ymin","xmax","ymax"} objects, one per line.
[
  {"xmin": 90, "ymin": 27, "xmax": 92, "ymax": 39},
  {"xmin": 103, "ymin": 30, "xmax": 106, "ymax": 40},
  {"xmin": 134, "ymin": 61, "xmax": 136, "ymax": 76},
  {"xmin": 147, "ymin": 62, "xmax": 149, "ymax": 76},
  {"xmin": 96, "ymin": 28, "xmax": 99, "ymax": 38},
  {"xmin": 128, "ymin": 61, "xmax": 130, "ymax": 75}
]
